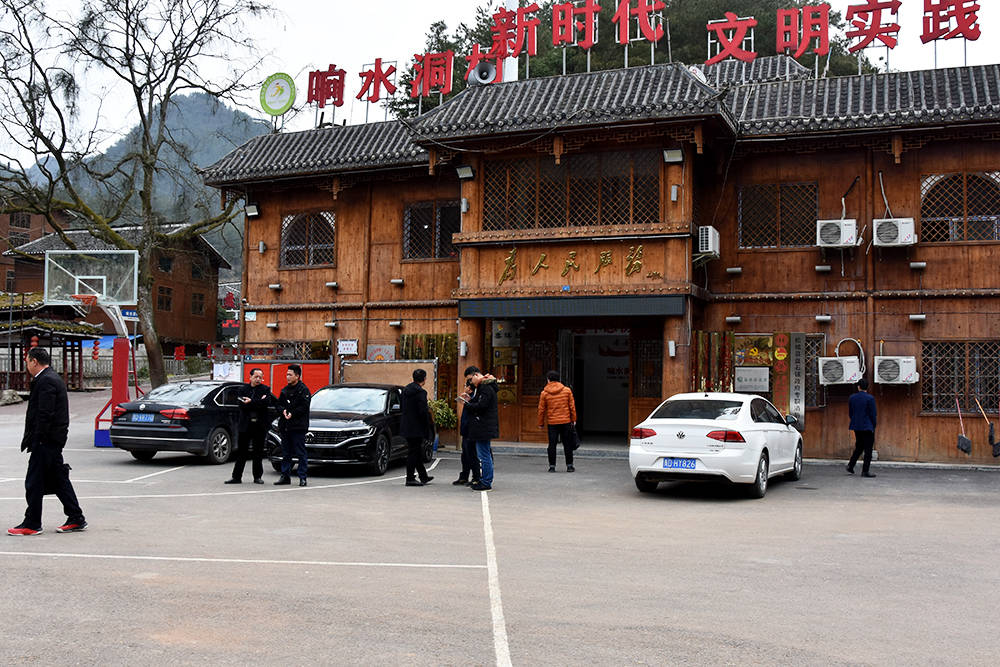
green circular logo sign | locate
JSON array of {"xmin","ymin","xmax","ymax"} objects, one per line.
[{"xmin": 260, "ymin": 73, "xmax": 295, "ymax": 116}]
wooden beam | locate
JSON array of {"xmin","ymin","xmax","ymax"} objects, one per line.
[
  {"xmin": 553, "ymin": 136, "xmax": 564, "ymax": 165},
  {"xmin": 331, "ymin": 177, "xmax": 341, "ymax": 200},
  {"xmin": 428, "ymin": 148, "xmax": 437, "ymax": 175},
  {"xmin": 892, "ymin": 135, "xmax": 903, "ymax": 164},
  {"xmin": 693, "ymin": 124, "xmax": 704, "ymax": 154}
]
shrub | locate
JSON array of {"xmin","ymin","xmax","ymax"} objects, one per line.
[{"xmin": 428, "ymin": 398, "xmax": 457, "ymax": 430}]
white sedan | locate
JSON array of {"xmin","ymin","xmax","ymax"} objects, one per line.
[{"xmin": 629, "ymin": 393, "xmax": 803, "ymax": 498}]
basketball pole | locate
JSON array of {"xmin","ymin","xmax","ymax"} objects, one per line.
[{"xmin": 93, "ymin": 300, "xmax": 136, "ymax": 447}]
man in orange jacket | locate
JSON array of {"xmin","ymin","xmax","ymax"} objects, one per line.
[{"xmin": 537, "ymin": 370, "xmax": 577, "ymax": 473}]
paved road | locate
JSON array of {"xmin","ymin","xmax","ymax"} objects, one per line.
[{"xmin": 0, "ymin": 391, "xmax": 998, "ymax": 665}]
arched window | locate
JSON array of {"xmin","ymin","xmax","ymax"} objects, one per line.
[
  {"xmin": 280, "ymin": 211, "xmax": 336, "ymax": 267},
  {"xmin": 921, "ymin": 172, "xmax": 1000, "ymax": 242}
]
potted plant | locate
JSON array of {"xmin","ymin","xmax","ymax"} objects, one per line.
[{"xmin": 429, "ymin": 398, "xmax": 458, "ymax": 448}]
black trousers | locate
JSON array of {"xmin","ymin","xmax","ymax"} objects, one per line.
[
  {"xmin": 459, "ymin": 436, "xmax": 480, "ymax": 481},
  {"xmin": 232, "ymin": 425, "xmax": 267, "ymax": 481},
  {"xmin": 406, "ymin": 437, "xmax": 429, "ymax": 481},
  {"xmin": 547, "ymin": 423, "xmax": 575, "ymax": 466},
  {"xmin": 24, "ymin": 446, "xmax": 84, "ymax": 529},
  {"xmin": 849, "ymin": 430, "xmax": 875, "ymax": 474},
  {"xmin": 280, "ymin": 430, "xmax": 307, "ymax": 481}
]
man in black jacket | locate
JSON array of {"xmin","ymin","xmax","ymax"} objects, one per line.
[
  {"xmin": 462, "ymin": 366, "xmax": 499, "ymax": 491},
  {"xmin": 452, "ymin": 377, "xmax": 481, "ymax": 486},
  {"xmin": 9, "ymin": 347, "xmax": 86, "ymax": 536},
  {"xmin": 274, "ymin": 364, "xmax": 311, "ymax": 487},
  {"xmin": 225, "ymin": 368, "xmax": 275, "ymax": 485},
  {"xmin": 400, "ymin": 369, "xmax": 434, "ymax": 487}
]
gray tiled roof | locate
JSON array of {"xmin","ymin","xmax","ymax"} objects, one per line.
[
  {"xmin": 201, "ymin": 121, "xmax": 427, "ymax": 186},
  {"xmin": 8, "ymin": 225, "xmax": 231, "ymax": 269},
  {"xmin": 409, "ymin": 63, "xmax": 733, "ymax": 142},
  {"xmin": 730, "ymin": 64, "xmax": 1000, "ymax": 136},
  {"xmin": 697, "ymin": 55, "xmax": 813, "ymax": 87}
]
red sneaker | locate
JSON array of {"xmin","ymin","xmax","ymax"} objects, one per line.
[
  {"xmin": 7, "ymin": 525, "xmax": 43, "ymax": 536},
  {"xmin": 56, "ymin": 521, "xmax": 87, "ymax": 533}
]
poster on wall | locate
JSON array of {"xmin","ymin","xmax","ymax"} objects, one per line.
[
  {"xmin": 492, "ymin": 320, "xmax": 520, "ymax": 348},
  {"xmin": 734, "ymin": 335, "xmax": 774, "ymax": 366},
  {"xmin": 212, "ymin": 362, "xmax": 243, "ymax": 382},
  {"xmin": 734, "ymin": 366, "xmax": 769, "ymax": 393},
  {"xmin": 337, "ymin": 339, "xmax": 359, "ymax": 356},
  {"xmin": 367, "ymin": 344, "xmax": 396, "ymax": 361}
]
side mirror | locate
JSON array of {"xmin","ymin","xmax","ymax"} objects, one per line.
[{"xmin": 785, "ymin": 414, "xmax": 797, "ymax": 426}]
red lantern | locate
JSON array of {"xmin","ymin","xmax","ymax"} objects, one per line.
[
  {"xmin": 30, "ymin": 335, "xmax": 39, "ymax": 349},
  {"xmin": 174, "ymin": 345, "xmax": 186, "ymax": 361},
  {"xmin": 92, "ymin": 339, "xmax": 101, "ymax": 360}
]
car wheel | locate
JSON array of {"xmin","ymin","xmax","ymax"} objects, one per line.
[
  {"xmin": 368, "ymin": 432, "xmax": 391, "ymax": 476},
  {"xmin": 204, "ymin": 427, "xmax": 233, "ymax": 465},
  {"xmin": 634, "ymin": 476, "xmax": 658, "ymax": 493},
  {"xmin": 787, "ymin": 443, "xmax": 803, "ymax": 481},
  {"xmin": 422, "ymin": 435, "xmax": 435, "ymax": 463},
  {"xmin": 130, "ymin": 450, "xmax": 156, "ymax": 462},
  {"xmin": 749, "ymin": 452, "xmax": 769, "ymax": 498}
]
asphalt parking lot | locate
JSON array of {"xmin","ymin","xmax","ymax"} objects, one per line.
[{"xmin": 2, "ymin": 392, "xmax": 1000, "ymax": 665}]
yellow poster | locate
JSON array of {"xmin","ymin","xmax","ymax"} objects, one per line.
[{"xmin": 734, "ymin": 335, "xmax": 774, "ymax": 367}]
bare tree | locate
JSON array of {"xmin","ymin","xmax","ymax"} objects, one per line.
[{"xmin": 0, "ymin": 0, "xmax": 269, "ymax": 387}]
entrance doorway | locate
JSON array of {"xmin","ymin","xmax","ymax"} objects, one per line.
[{"xmin": 562, "ymin": 329, "xmax": 630, "ymax": 443}]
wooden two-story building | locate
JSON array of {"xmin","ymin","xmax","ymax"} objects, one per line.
[{"xmin": 204, "ymin": 56, "xmax": 1000, "ymax": 463}]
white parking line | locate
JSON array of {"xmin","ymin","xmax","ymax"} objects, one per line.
[
  {"xmin": 481, "ymin": 491, "xmax": 512, "ymax": 667},
  {"xmin": 124, "ymin": 465, "xmax": 186, "ymax": 483},
  {"xmin": 0, "ymin": 551, "xmax": 486, "ymax": 570}
]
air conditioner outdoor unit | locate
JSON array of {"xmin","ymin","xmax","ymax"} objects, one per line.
[
  {"xmin": 873, "ymin": 218, "xmax": 917, "ymax": 246},
  {"xmin": 818, "ymin": 356, "xmax": 863, "ymax": 385},
  {"xmin": 874, "ymin": 356, "xmax": 919, "ymax": 384},
  {"xmin": 698, "ymin": 225, "xmax": 720, "ymax": 257},
  {"xmin": 816, "ymin": 219, "xmax": 858, "ymax": 248}
]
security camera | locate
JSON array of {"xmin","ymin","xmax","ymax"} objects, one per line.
[{"xmin": 241, "ymin": 298, "xmax": 249, "ymax": 306}]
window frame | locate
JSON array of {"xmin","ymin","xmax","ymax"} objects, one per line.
[
  {"xmin": 7, "ymin": 231, "xmax": 30, "ymax": 248},
  {"xmin": 156, "ymin": 285, "xmax": 173, "ymax": 312},
  {"xmin": 402, "ymin": 199, "xmax": 460, "ymax": 262},
  {"xmin": 9, "ymin": 212, "xmax": 31, "ymax": 229},
  {"xmin": 190, "ymin": 292, "xmax": 205, "ymax": 317},
  {"xmin": 737, "ymin": 181, "xmax": 819, "ymax": 250},
  {"xmin": 921, "ymin": 340, "xmax": 1000, "ymax": 413},
  {"xmin": 280, "ymin": 210, "xmax": 337, "ymax": 269},
  {"xmin": 920, "ymin": 171, "xmax": 1000, "ymax": 244}
]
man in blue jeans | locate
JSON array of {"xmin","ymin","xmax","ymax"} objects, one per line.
[
  {"xmin": 461, "ymin": 366, "xmax": 499, "ymax": 491},
  {"xmin": 847, "ymin": 377, "xmax": 877, "ymax": 478}
]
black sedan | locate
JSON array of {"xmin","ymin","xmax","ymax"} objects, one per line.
[
  {"xmin": 110, "ymin": 381, "xmax": 253, "ymax": 464},
  {"xmin": 267, "ymin": 383, "xmax": 435, "ymax": 476}
]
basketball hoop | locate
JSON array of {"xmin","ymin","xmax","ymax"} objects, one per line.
[{"xmin": 70, "ymin": 294, "xmax": 98, "ymax": 317}]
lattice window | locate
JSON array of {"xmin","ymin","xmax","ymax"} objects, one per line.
[
  {"xmin": 922, "ymin": 341, "xmax": 1000, "ymax": 412},
  {"xmin": 9, "ymin": 212, "xmax": 31, "ymax": 228},
  {"xmin": 738, "ymin": 182, "xmax": 818, "ymax": 248},
  {"xmin": 156, "ymin": 286, "xmax": 172, "ymax": 311},
  {"xmin": 403, "ymin": 200, "xmax": 460, "ymax": 260},
  {"xmin": 632, "ymin": 338, "xmax": 663, "ymax": 399},
  {"xmin": 7, "ymin": 231, "xmax": 29, "ymax": 248},
  {"xmin": 191, "ymin": 260, "xmax": 206, "ymax": 281},
  {"xmin": 5, "ymin": 270, "xmax": 14, "ymax": 292},
  {"xmin": 804, "ymin": 334, "xmax": 826, "ymax": 408},
  {"xmin": 921, "ymin": 172, "xmax": 1000, "ymax": 242},
  {"xmin": 281, "ymin": 211, "xmax": 336, "ymax": 267},
  {"xmin": 523, "ymin": 339, "xmax": 555, "ymax": 396},
  {"xmin": 482, "ymin": 149, "xmax": 660, "ymax": 231},
  {"xmin": 158, "ymin": 255, "xmax": 173, "ymax": 273},
  {"xmin": 190, "ymin": 292, "xmax": 205, "ymax": 316}
]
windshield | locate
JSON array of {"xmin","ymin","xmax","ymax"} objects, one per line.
[
  {"xmin": 651, "ymin": 399, "xmax": 742, "ymax": 421},
  {"xmin": 312, "ymin": 387, "xmax": 387, "ymax": 414},
  {"xmin": 145, "ymin": 383, "xmax": 216, "ymax": 404}
]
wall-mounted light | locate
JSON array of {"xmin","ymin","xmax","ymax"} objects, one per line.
[
  {"xmin": 670, "ymin": 184, "xmax": 680, "ymax": 202},
  {"xmin": 388, "ymin": 320, "xmax": 403, "ymax": 327},
  {"xmin": 325, "ymin": 281, "xmax": 339, "ymax": 289},
  {"xmin": 662, "ymin": 149, "xmax": 684, "ymax": 163},
  {"xmin": 265, "ymin": 322, "xmax": 279, "ymax": 329},
  {"xmin": 815, "ymin": 265, "xmax": 832, "ymax": 273},
  {"xmin": 725, "ymin": 316, "xmax": 742, "ymax": 324},
  {"xmin": 245, "ymin": 203, "xmax": 260, "ymax": 218},
  {"xmin": 258, "ymin": 241, "xmax": 267, "ymax": 254},
  {"xmin": 815, "ymin": 314, "xmax": 833, "ymax": 323},
  {"xmin": 459, "ymin": 340, "xmax": 468, "ymax": 357},
  {"xmin": 461, "ymin": 197, "xmax": 470, "ymax": 213},
  {"xmin": 910, "ymin": 261, "xmax": 927, "ymax": 270},
  {"xmin": 323, "ymin": 322, "xmax": 338, "ymax": 328},
  {"xmin": 455, "ymin": 165, "xmax": 475, "ymax": 180},
  {"xmin": 725, "ymin": 267, "xmax": 743, "ymax": 275},
  {"xmin": 668, "ymin": 340, "xmax": 677, "ymax": 357},
  {"xmin": 909, "ymin": 314, "xmax": 927, "ymax": 322},
  {"xmin": 389, "ymin": 278, "xmax": 404, "ymax": 286},
  {"xmin": 268, "ymin": 283, "xmax": 282, "ymax": 290}
]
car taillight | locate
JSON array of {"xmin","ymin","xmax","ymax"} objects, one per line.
[
  {"xmin": 160, "ymin": 408, "xmax": 190, "ymax": 420},
  {"xmin": 706, "ymin": 430, "xmax": 745, "ymax": 443},
  {"xmin": 112, "ymin": 404, "xmax": 127, "ymax": 418},
  {"xmin": 631, "ymin": 427, "xmax": 657, "ymax": 439}
]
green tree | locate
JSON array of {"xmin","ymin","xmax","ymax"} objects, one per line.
[{"xmin": 0, "ymin": 0, "xmax": 270, "ymax": 388}]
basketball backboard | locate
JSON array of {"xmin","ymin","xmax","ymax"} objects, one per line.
[{"xmin": 44, "ymin": 250, "xmax": 139, "ymax": 306}]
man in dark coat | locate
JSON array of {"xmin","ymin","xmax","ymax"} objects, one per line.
[
  {"xmin": 274, "ymin": 364, "xmax": 311, "ymax": 487},
  {"xmin": 9, "ymin": 347, "xmax": 86, "ymax": 536},
  {"xmin": 847, "ymin": 377, "xmax": 878, "ymax": 478},
  {"xmin": 453, "ymin": 377, "xmax": 480, "ymax": 486},
  {"xmin": 462, "ymin": 366, "xmax": 499, "ymax": 491},
  {"xmin": 400, "ymin": 368, "xmax": 434, "ymax": 486},
  {"xmin": 225, "ymin": 367, "xmax": 275, "ymax": 485}
]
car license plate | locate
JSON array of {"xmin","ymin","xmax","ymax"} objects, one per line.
[
  {"xmin": 663, "ymin": 458, "xmax": 696, "ymax": 469},
  {"xmin": 131, "ymin": 413, "xmax": 154, "ymax": 423}
]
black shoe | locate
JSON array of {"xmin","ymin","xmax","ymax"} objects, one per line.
[
  {"xmin": 467, "ymin": 480, "xmax": 479, "ymax": 486},
  {"xmin": 420, "ymin": 476, "xmax": 434, "ymax": 485},
  {"xmin": 548, "ymin": 465, "xmax": 556, "ymax": 472},
  {"xmin": 567, "ymin": 465, "xmax": 575, "ymax": 472},
  {"xmin": 846, "ymin": 466, "xmax": 855, "ymax": 475},
  {"xmin": 224, "ymin": 478, "xmax": 241, "ymax": 484},
  {"xmin": 299, "ymin": 479, "xmax": 307, "ymax": 487},
  {"xmin": 470, "ymin": 482, "xmax": 492, "ymax": 491},
  {"xmin": 862, "ymin": 472, "xmax": 877, "ymax": 478},
  {"xmin": 452, "ymin": 478, "xmax": 468, "ymax": 485},
  {"xmin": 274, "ymin": 476, "xmax": 291, "ymax": 485},
  {"xmin": 253, "ymin": 478, "xmax": 264, "ymax": 485},
  {"xmin": 405, "ymin": 479, "xmax": 424, "ymax": 487}
]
